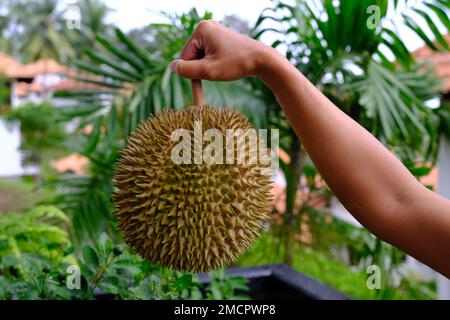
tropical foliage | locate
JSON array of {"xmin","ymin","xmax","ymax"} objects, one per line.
[
  {"xmin": 0, "ymin": 71, "xmax": 9, "ymax": 109},
  {"xmin": 1, "ymin": 0, "xmax": 111, "ymax": 62},
  {"xmin": 0, "ymin": 231, "xmax": 249, "ymax": 299},
  {"xmin": 6, "ymin": 0, "xmax": 75, "ymax": 62},
  {"xmin": 0, "ymin": 205, "xmax": 70, "ymax": 262},
  {"xmin": 238, "ymin": 231, "xmax": 436, "ymax": 300}
]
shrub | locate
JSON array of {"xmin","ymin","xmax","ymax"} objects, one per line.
[{"xmin": 3, "ymin": 102, "xmax": 66, "ymax": 167}]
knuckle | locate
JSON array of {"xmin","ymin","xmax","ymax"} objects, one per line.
[
  {"xmin": 177, "ymin": 62, "xmax": 190, "ymax": 77},
  {"xmin": 197, "ymin": 64, "xmax": 209, "ymax": 79},
  {"xmin": 175, "ymin": 63, "xmax": 185, "ymax": 76},
  {"xmin": 196, "ymin": 20, "xmax": 211, "ymax": 33},
  {"xmin": 205, "ymin": 67, "xmax": 220, "ymax": 80}
]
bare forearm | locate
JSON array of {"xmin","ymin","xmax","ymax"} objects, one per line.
[
  {"xmin": 257, "ymin": 50, "xmax": 450, "ymax": 275},
  {"xmin": 257, "ymin": 52, "xmax": 418, "ymax": 221}
]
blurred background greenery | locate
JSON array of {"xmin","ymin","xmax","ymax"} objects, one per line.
[{"xmin": 0, "ymin": 0, "xmax": 449, "ymax": 299}]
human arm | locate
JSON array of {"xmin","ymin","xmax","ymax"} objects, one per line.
[{"xmin": 170, "ymin": 20, "xmax": 450, "ymax": 277}]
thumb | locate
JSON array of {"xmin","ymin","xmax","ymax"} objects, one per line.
[{"xmin": 170, "ymin": 59, "xmax": 209, "ymax": 79}]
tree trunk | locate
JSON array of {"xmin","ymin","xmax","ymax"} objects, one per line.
[{"xmin": 283, "ymin": 133, "xmax": 304, "ymax": 264}]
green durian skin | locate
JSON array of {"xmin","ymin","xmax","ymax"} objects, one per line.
[{"xmin": 113, "ymin": 105, "xmax": 272, "ymax": 272}]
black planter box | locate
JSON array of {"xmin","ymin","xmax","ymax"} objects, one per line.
[{"xmin": 198, "ymin": 264, "xmax": 349, "ymax": 300}]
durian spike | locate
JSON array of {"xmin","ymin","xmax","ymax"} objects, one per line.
[
  {"xmin": 113, "ymin": 105, "xmax": 273, "ymax": 273},
  {"xmin": 191, "ymin": 79, "xmax": 205, "ymax": 106}
]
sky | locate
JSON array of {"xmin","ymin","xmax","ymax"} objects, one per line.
[
  {"xmin": 104, "ymin": 0, "xmax": 273, "ymax": 32},
  {"xmin": 97, "ymin": 0, "xmax": 446, "ymax": 53}
]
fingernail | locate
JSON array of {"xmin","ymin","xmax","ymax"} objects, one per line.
[{"xmin": 170, "ymin": 60, "xmax": 178, "ymax": 74}]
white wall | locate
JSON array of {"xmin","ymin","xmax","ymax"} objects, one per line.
[
  {"xmin": 0, "ymin": 80, "xmax": 25, "ymax": 177},
  {"xmin": 0, "ymin": 121, "xmax": 23, "ymax": 176},
  {"xmin": 1, "ymin": 79, "xmax": 49, "ymax": 177}
]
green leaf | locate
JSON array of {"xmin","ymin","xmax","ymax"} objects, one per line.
[
  {"xmin": 413, "ymin": 8, "xmax": 449, "ymax": 50},
  {"xmin": 82, "ymin": 245, "xmax": 99, "ymax": 269},
  {"xmin": 190, "ymin": 287, "xmax": 203, "ymax": 300},
  {"xmin": 99, "ymin": 233, "xmax": 113, "ymax": 256},
  {"xmin": 73, "ymin": 60, "xmax": 135, "ymax": 83},
  {"xmin": 381, "ymin": 29, "xmax": 414, "ymax": 68},
  {"xmin": 99, "ymin": 282, "xmax": 119, "ymax": 295},
  {"xmin": 436, "ymin": 0, "xmax": 450, "ymax": 9},
  {"xmin": 402, "ymin": 14, "xmax": 438, "ymax": 50},
  {"xmin": 175, "ymin": 274, "xmax": 193, "ymax": 291},
  {"xmin": 63, "ymin": 246, "xmax": 75, "ymax": 257},
  {"xmin": 114, "ymin": 28, "xmax": 153, "ymax": 67},
  {"xmin": 84, "ymin": 48, "xmax": 143, "ymax": 81},
  {"xmin": 354, "ymin": 60, "xmax": 436, "ymax": 155},
  {"xmin": 56, "ymin": 104, "xmax": 104, "ymax": 120},
  {"xmin": 424, "ymin": 2, "xmax": 450, "ymax": 30},
  {"xmin": 71, "ymin": 76, "xmax": 124, "ymax": 89},
  {"xmin": 407, "ymin": 165, "xmax": 432, "ymax": 177},
  {"xmin": 209, "ymin": 286, "xmax": 223, "ymax": 300},
  {"xmin": 96, "ymin": 34, "xmax": 146, "ymax": 72},
  {"xmin": 116, "ymin": 265, "xmax": 142, "ymax": 276},
  {"xmin": 83, "ymin": 117, "xmax": 102, "ymax": 154}
]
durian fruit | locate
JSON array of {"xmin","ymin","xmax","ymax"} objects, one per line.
[{"xmin": 113, "ymin": 80, "xmax": 272, "ymax": 272}]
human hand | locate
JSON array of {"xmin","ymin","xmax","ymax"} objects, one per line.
[{"xmin": 170, "ymin": 20, "xmax": 280, "ymax": 81}]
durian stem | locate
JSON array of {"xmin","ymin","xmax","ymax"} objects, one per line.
[{"xmin": 191, "ymin": 79, "xmax": 206, "ymax": 106}]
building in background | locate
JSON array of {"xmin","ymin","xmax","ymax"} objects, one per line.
[{"xmin": 0, "ymin": 52, "xmax": 101, "ymax": 177}]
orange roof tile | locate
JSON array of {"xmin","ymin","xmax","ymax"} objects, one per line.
[
  {"xmin": 0, "ymin": 52, "xmax": 24, "ymax": 78},
  {"xmin": 51, "ymin": 153, "xmax": 89, "ymax": 176},
  {"xmin": 0, "ymin": 52, "xmax": 70, "ymax": 78},
  {"xmin": 420, "ymin": 166, "xmax": 438, "ymax": 191},
  {"xmin": 412, "ymin": 34, "xmax": 450, "ymax": 93},
  {"xmin": 9, "ymin": 59, "xmax": 69, "ymax": 78}
]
